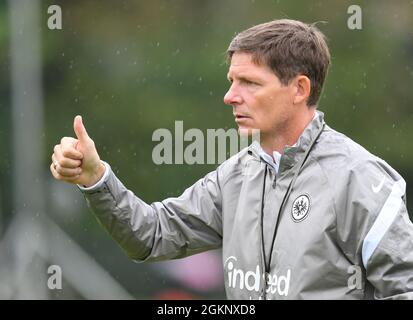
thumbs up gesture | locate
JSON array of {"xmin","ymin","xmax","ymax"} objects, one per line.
[{"xmin": 50, "ymin": 115, "xmax": 106, "ymax": 187}]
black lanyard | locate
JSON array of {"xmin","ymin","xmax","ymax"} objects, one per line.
[{"xmin": 265, "ymin": 123, "xmax": 325, "ymax": 273}]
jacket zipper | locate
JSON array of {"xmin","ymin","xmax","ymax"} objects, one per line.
[
  {"xmin": 272, "ymin": 173, "xmax": 277, "ymax": 189},
  {"xmin": 265, "ymin": 123, "xmax": 325, "ymax": 277},
  {"xmin": 253, "ymin": 122, "xmax": 324, "ymax": 299},
  {"xmin": 259, "ymin": 165, "xmax": 268, "ymax": 300}
]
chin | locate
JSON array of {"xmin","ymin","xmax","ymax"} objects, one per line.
[{"xmin": 237, "ymin": 126, "xmax": 260, "ymax": 138}]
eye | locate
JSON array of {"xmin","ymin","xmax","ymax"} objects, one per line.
[{"xmin": 242, "ymin": 79, "xmax": 259, "ymax": 86}]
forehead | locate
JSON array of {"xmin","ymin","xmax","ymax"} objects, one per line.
[{"xmin": 227, "ymin": 52, "xmax": 274, "ymax": 78}]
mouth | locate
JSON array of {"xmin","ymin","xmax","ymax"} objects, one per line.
[{"xmin": 234, "ymin": 114, "xmax": 251, "ymax": 121}]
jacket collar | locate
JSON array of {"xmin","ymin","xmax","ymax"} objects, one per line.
[{"xmin": 248, "ymin": 110, "xmax": 325, "ymax": 174}]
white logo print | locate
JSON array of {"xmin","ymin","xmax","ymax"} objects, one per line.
[
  {"xmin": 224, "ymin": 256, "xmax": 291, "ymax": 297},
  {"xmin": 225, "ymin": 256, "xmax": 261, "ymax": 292},
  {"xmin": 291, "ymin": 194, "xmax": 310, "ymax": 222},
  {"xmin": 372, "ymin": 176, "xmax": 385, "ymax": 193}
]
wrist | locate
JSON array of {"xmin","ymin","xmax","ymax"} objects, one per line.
[{"xmin": 84, "ymin": 162, "xmax": 106, "ymax": 187}]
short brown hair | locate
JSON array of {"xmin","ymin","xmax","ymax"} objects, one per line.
[{"xmin": 227, "ymin": 19, "xmax": 331, "ymax": 106}]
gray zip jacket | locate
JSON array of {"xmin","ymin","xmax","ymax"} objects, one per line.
[{"xmin": 80, "ymin": 111, "xmax": 413, "ymax": 299}]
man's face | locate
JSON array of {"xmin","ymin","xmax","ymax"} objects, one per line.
[{"xmin": 224, "ymin": 52, "xmax": 296, "ymax": 138}]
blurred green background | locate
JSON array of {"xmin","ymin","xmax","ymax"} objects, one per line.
[{"xmin": 0, "ymin": 0, "xmax": 412, "ymax": 299}]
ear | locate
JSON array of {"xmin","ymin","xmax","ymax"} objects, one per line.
[{"xmin": 293, "ymin": 75, "xmax": 311, "ymax": 105}]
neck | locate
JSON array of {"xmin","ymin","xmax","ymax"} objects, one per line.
[{"xmin": 261, "ymin": 107, "xmax": 316, "ymax": 155}]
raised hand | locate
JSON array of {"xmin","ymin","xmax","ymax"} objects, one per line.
[{"xmin": 50, "ymin": 115, "xmax": 106, "ymax": 187}]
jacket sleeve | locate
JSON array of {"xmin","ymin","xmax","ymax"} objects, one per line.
[
  {"xmin": 79, "ymin": 163, "xmax": 223, "ymax": 262},
  {"xmin": 336, "ymin": 159, "xmax": 413, "ymax": 299}
]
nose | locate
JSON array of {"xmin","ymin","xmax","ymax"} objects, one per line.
[{"xmin": 223, "ymin": 84, "xmax": 242, "ymax": 106}]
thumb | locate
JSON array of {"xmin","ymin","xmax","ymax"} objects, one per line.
[{"xmin": 73, "ymin": 115, "xmax": 90, "ymax": 142}]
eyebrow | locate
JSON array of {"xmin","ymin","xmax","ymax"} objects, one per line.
[{"xmin": 227, "ymin": 74, "xmax": 260, "ymax": 83}]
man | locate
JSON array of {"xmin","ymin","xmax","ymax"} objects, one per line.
[{"xmin": 50, "ymin": 19, "xmax": 413, "ymax": 299}]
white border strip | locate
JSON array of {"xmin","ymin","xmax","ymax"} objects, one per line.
[{"xmin": 362, "ymin": 178, "xmax": 406, "ymax": 268}]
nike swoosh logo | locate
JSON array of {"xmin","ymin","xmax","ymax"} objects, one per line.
[{"xmin": 372, "ymin": 177, "xmax": 386, "ymax": 193}]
